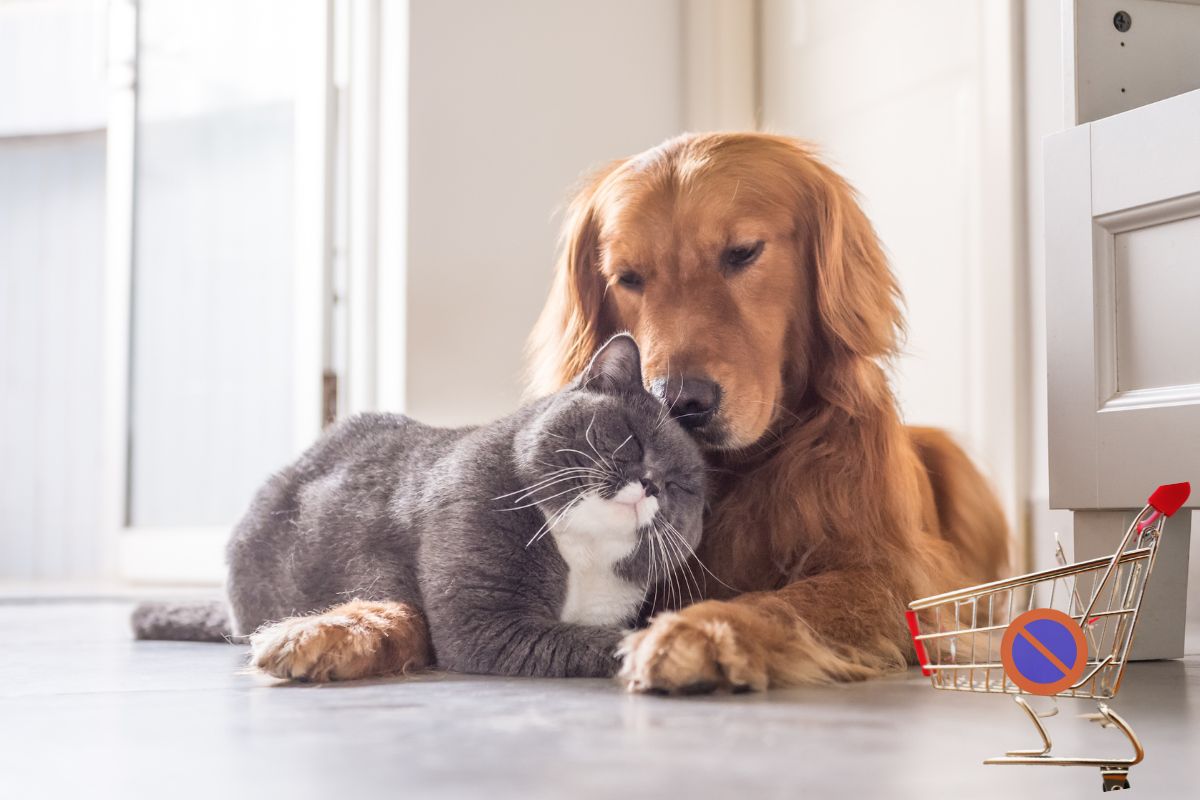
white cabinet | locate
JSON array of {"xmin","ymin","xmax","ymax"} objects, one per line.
[{"xmin": 1045, "ymin": 87, "xmax": 1200, "ymax": 659}]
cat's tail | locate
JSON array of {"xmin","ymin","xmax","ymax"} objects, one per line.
[{"xmin": 131, "ymin": 601, "xmax": 233, "ymax": 643}]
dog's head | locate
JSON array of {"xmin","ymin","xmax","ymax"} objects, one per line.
[{"xmin": 530, "ymin": 133, "xmax": 902, "ymax": 452}]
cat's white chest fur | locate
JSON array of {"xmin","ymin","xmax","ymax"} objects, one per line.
[{"xmin": 551, "ymin": 484, "xmax": 657, "ymax": 626}]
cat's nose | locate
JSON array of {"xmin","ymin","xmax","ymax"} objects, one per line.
[
  {"xmin": 640, "ymin": 478, "xmax": 659, "ymax": 498},
  {"xmin": 649, "ymin": 375, "xmax": 722, "ymax": 430}
]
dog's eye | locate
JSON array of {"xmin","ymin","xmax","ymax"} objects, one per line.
[
  {"xmin": 724, "ymin": 241, "xmax": 764, "ymax": 272},
  {"xmin": 617, "ymin": 271, "xmax": 645, "ymax": 291}
]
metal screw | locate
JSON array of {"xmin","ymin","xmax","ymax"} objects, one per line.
[{"xmin": 1113, "ymin": 11, "xmax": 1132, "ymax": 33}]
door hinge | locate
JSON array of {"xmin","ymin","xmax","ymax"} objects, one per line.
[{"xmin": 322, "ymin": 369, "xmax": 338, "ymax": 428}]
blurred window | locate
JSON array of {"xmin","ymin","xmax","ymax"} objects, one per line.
[
  {"xmin": 128, "ymin": 0, "xmax": 302, "ymax": 526},
  {"xmin": 0, "ymin": 0, "xmax": 109, "ymax": 578}
]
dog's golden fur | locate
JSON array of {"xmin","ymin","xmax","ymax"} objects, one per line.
[
  {"xmin": 250, "ymin": 600, "xmax": 430, "ymax": 682},
  {"xmin": 530, "ymin": 133, "xmax": 1008, "ymax": 692}
]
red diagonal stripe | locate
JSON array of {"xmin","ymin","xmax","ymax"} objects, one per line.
[{"xmin": 1017, "ymin": 627, "xmax": 1071, "ymax": 676}]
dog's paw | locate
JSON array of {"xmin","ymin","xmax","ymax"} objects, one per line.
[
  {"xmin": 617, "ymin": 605, "xmax": 768, "ymax": 695},
  {"xmin": 248, "ymin": 601, "xmax": 428, "ymax": 682}
]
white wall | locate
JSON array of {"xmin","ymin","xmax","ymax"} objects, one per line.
[
  {"xmin": 402, "ymin": 0, "xmax": 686, "ymax": 427},
  {"xmin": 761, "ymin": 0, "xmax": 979, "ymax": 433}
]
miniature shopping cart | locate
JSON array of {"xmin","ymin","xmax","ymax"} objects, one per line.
[{"xmin": 905, "ymin": 482, "xmax": 1191, "ymax": 792}]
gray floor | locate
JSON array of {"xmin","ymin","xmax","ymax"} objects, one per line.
[{"xmin": 2, "ymin": 601, "xmax": 1197, "ymax": 800}]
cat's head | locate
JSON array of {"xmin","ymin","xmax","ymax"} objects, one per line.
[{"xmin": 514, "ymin": 334, "xmax": 706, "ymax": 577}]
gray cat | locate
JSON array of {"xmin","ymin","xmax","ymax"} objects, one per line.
[{"xmin": 133, "ymin": 334, "xmax": 706, "ymax": 680}]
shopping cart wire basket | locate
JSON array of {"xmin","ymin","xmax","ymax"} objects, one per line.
[{"xmin": 905, "ymin": 481, "xmax": 1190, "ymax": 792}]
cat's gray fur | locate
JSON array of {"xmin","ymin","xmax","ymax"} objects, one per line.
[{"xmin": 133, "ymin": 335, "xmax": 705, "ymax": 678}]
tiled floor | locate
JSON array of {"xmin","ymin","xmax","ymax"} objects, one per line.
[{"xmin": 2, "ymin": 600, "xmax": 1197, "ymax": 799}]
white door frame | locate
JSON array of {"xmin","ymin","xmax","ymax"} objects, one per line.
[{"xmin": 336, "ymin": 0, "xmax": 408, "ymax": 416}]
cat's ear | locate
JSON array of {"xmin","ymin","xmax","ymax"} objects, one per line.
[{"xmin": 579, "ymin": 333, "xmax": 644, "ymax": 394}]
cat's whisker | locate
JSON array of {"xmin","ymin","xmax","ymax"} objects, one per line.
[
  {"xmin": 657, "ymin": 523, "xmax": 693, "ymax": 601},
  {"xmin": 650, "ymin": 521, "xmax": 674, "ymax": 609},
  {"xmin": 584, "ymin": 412, "xmax": 617, "ymax": 473},
  {"xmin": 655, "ymin": 522, "xmax": 681, "ymax": 611},
  {"xmin": 525, "ymin": 489, "xmax": 595, "ymax": 548},
  {"xmin": 646, "ymin": 521, "xmax": 662, "ymax": 613},
  {"xmin": 531, "ymin": 458, "xmax": 606, "ymax": 480},
  {"xmin": 669, "ymin": 542, "xmax": 684, "ymax": 609},
  {"xmin": 610, "ymin": 434, "xmax": 634, "ymax": 463},
  {"xmin": 656, "ymin": 409, "xmax": 708, "ymax": 431},
  {"xmin": 652, "ymin": 356, "xmax": 677, "ymax": 428},
  {"xmin": 553, "ymin": 447, "xmax": 608, "ymax": 472},
  {"xmin": 653, "ymin": 368, "xmax": 687, "ymax": 430},
  {"xmin": 660, "ymin": 523, "xmax": 703, "ymax": 605},
  {"xmin": 501, "ymin": 481, "xmax": 603, "ymax": 512},
  {"xmin": 640, "ymin": 526, "xmax": 654, "ymax": 608},
  {"xmin": 660, "ymin": 518, "xmax": 741, "ymax": 594},
  {"xmin": 539, "ymin": 492, "xmax": 588, "ymax": 537},
  {"xmin": 533, "ymin": 487, "xmax": 599, "ymax": 545},
  {"xmin": 492, "ymin": 467, "xmax": 602, "ymax": 501},
  {"xmin": 531, "ymin": 481, "xmax": 607, "ymax": 543},
  {"xmin": 583, "ymin": 413, "xmax": 600, "ymax": 458},
  {"xmin": 533, "ymin": 455, "xmax": 606, "ymax": 474},
  {"xmin": 656, "ymin": 521, "xmax": 697, "ymax": 607},
  {"xmin": 652, "ymin": 520, "xmax": 672, "ymax": 606},
  {"xmin": 504, "ymin": 471, "xmax": 605, "ymax": 505},
  {"xmin": 502, "ymin": 487, "xmax": 584, "ymax": 513},
  {"xmin": 680, "ymin": 558, "xmax": 700, "ymax": 607},
  {"xmin": 660, "ymin": 517, "xmax": 713, "ymax": 584}
]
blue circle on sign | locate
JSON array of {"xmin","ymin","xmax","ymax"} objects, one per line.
[
  {"xmin": 1012, "ymin": 618, "xmax": 1077, "ymax": 682},
  {"xmin": 1001, "ymin": 608, "xmax": 1088, "ymax": 695}
]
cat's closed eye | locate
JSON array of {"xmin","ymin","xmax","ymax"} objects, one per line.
[
  {"xmin": 612, "ymin": 433, "xmax": 643, "ymax": 464},
  {"xmin": 667, "ymin": 480, "xmax": 699, "ymax": 497}
]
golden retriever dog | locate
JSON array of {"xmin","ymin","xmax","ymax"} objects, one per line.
[{"xmin": 529, "ymin": 132, "xmax": 1009, "ymax": 693}]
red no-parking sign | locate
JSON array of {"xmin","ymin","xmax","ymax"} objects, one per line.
[{"xmin": 1000, "ymin": 608, "xmax": 1088, "ymax": 696}]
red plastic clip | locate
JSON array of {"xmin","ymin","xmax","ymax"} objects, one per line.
[
  {"xmin": 905, "ymin": 609, "xmax": 932, "ymax": 677},
  {"xmin": 1148, "ymin": 482, "xmax": 1191, "ymax": 517}
]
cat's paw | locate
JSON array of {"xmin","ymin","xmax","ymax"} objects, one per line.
[
  {"xmin": 617, "ymin": 605, "xmax": 768, "ymax": 695},
  {"xmin": 248, "ymin": 600, "xmax": 429, "ymax": 682}
]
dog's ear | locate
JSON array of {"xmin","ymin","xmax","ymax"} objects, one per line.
[
  {"xmin": 526, "ymin": 160, "xmax": 623, "ymax": 396},
  {"xmin": 796, "ymin": 150, "xmax": 903, "ymax": 361},
  {"xmin": 578, "ymin": 333, "xmax": 643, "ymax": 395}
]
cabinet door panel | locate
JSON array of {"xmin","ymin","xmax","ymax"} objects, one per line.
[{"xmin": 1047, "ymin": 88, "xmax": 1200, "ymax": 510}]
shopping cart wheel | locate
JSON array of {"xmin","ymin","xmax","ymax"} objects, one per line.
[{"xmin": 1100, "ymin": 768, "xmax": 1130, "ymax": 791}]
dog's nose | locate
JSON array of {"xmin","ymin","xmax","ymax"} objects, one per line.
[{"xmin": 650, "ymin": 376, "xmax": 721, "ymax": 430}]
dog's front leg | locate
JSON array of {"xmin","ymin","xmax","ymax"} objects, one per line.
[{"xmin": 618, "ymin": 568, "xmax": 910, "ymax": 694}]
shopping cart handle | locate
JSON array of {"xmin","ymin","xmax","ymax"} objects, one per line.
[{"xmin": 1148, "ymin": 482, "xmax": 1191, "ymax": 517}]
